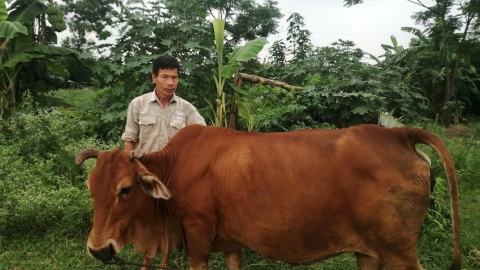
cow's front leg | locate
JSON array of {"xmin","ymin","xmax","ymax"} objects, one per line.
[
  {"xmin": 141, "ymin": 255, "xmax": 153, "ymax": 270},
  {"xmin": 185, "ymin": 227, "xmax": 212, "ymax": 270},
  {"xmin": 187, "ymin": 251, "xmax": 210, "ymax": 270},
  {"xmin": 224, "ymin": 249, "xmax": 242, "ymax": 270}
]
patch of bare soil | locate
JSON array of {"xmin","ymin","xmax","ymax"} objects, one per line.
[{"xmin": 444, "ymin": 125, "xmax": 473, "ymax": 138}]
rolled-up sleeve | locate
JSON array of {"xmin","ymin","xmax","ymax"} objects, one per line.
[{"xmin": 121, "ymin": 100, "xmax": 139, "ymax": 142}]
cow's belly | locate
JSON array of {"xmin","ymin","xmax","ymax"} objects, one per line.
[
  {"xmin": 212, "ymin": 227, "xmax": 349, "ymax": 264},
  {"xmin": 211, "ymin": 239, "xmax": 246, "ymax": 252},
  {"xmin": 216, "ymin": 221, "xmax": 357, "ymax": 263},
  {"xmin": 214, "ymin": 168, "xmax": 429, "ymax": 264},
  {"xmin": 217, "ymin": 207, "xmax": 422, "ymax": 264}
]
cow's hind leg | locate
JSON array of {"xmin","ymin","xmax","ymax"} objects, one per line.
[
  {"xmin": 355, "ymin": 253, "xmax": 386, "ymax": 270},
  {"xmin": 224, "ymin": 249, "xmax": 242, "ymax": 270}
]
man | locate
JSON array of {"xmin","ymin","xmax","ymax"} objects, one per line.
[{"xmin": 121, "ymin": 55, "xmax": 206, "ymax": 269}]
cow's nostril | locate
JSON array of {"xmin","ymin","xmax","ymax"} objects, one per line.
[{"xmin": 88, "ymin": 244, "xmax": 115, "ymax": 262}]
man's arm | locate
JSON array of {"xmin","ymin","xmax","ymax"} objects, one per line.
[
  {"xmin": 121, "ymin": 100, "xmax": 139, "ymax": 150},
  {"xmin": 187, "ymin": 107, "xmax": 206, "ymax": 126},
  {"xmin": 123, "ymin": 141, "xmax": 136, "ymax": 152}
]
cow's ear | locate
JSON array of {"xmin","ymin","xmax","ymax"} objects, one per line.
[
  {"xmin": 138, "ymin": 174, "xmax": 172, "ymax": 199},
  {"xmin": 133, "ymin": 159, "xmax": 172, "ymax": 200}
]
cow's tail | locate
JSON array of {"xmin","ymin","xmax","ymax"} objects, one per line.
[{"xmin": 408, "ymin": 127, "xmax": 461, "ymax": 270}]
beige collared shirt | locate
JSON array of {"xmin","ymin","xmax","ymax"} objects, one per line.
[{"xmin": 121, "ymin": 91, "xmax": 206, "ymax": 153}]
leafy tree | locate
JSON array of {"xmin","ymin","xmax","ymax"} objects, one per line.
[
  {"xmin": 343, "ymin": 0, "xmax": 364, "ymax": 6},
  {"xmin": 197, "ymin": 0, "xmax": 282, "ymax": 46},
  {"xmin": 60, "ymin": 0, "xmax": 119, "ymax": 53},
  {"xmin": 0, "ymin": 0, "xmax": 83, "ymax": 118},
  {"xmin": 298, "ymin": 40, "xmax": 426, "ymax": 127},
  {"xmin": 368, "ymin": 28, "xmax": 445, "ymax": 118},
  {"xmin": 410, "ymin": 0, "xmax": 480, "ymax": 126},
  {"xmin": 462, "ymin": 40, "xmax": 480, "ymax": 115},
  {"xmin": 264, "ymin": 37, "xmax": 426, "ymax": 128},
  {"xmin": 265, "ymin": 12, "xmax": 314, "ymax": 85},
  {"xmin": 286, "ymin": 12, "xmax": 312, "ymax": 62},
  {"xmin": 347, "ymin": 0, "xmax": 480, "ymax": 126},
  {"xmin": 268, "ymin": 40, "xmax": 287, "ymax": 66}
]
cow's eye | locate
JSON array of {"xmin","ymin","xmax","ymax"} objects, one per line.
[{"xmin": 119, "ymin": 187, "xmax": 132, "ymax": 195}]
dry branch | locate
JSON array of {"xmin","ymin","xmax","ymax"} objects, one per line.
[{"xmin": 239, "ymin": 73, "xmax": 303, "ymax": 90}]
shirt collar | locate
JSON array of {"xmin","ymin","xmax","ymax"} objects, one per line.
[{"xmin": 149, "ymin": 89, "xmax": 178, "ymax": 104}]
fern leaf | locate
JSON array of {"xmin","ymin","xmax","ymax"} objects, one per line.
[{"xmin": 378, "ymin": 112, "xmax": 404, "ymax": 128}]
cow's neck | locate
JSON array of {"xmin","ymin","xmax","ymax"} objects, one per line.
[
  {"xmin": 126, "ymin": 193, "xmax": 183, "ymax": 257},
  {"xmin": 128, "ymin": 197, "xmax": 165, "ymax": 256},
  {"xmin": 141, "ymin": 147, "xmax": 174, "ymax": 185},
  {"xmin": 130, "ymin": 147, "xmax": 183, "ymax": 254}
]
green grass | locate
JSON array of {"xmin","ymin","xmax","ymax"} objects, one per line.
[
  {"xmin": 0, "ymin": 233, "xmax": 359, "ymax": 270},
  {"xmin": 1, "ymin": 233, "xmax": 477, "ymax": 270},
  {"xmin": 415, "ymin": 119, "xmax": 480, "ymax": 270},
  {"xmin": 52, "ymin": 88, "xmax": 98, "ymax": 110}
]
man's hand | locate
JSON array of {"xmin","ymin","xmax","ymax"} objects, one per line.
[{"xmin": 123, "ymin": 141, "xmax": 136, "ymax": 152}]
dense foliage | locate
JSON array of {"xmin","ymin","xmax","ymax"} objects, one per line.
[
  {"xmin": 0, "ymin": 97, "xmax": 117, "ymax": 239},
  {"xmin": 2, "ymin": 0, "xmax": 480, "ymax": 131}
]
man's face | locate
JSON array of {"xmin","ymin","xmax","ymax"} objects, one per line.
[{"xmin": 152, "ymin": 68, "xmax": 179, "ymax": 99}]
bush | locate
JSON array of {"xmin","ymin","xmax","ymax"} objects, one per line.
[{"xmin": 0, "ymin": 105, "xmax": 118, "ymax": 239}]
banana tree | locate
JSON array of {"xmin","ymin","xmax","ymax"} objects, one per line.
[
  {"xmin": 0, "ymin": 0, "xmax": 81, "ymax": 118},
  {"xmin": 212, "ymin": 18, "xmax": 267, "ymax": 127},
  {"xmin": 0, "ymin": 4, "xmax": 23, "ymax": 115}
]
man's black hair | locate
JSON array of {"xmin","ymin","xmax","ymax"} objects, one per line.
[{"xmin": 152, "ymin": 55, "xmax": 181, "ymax": 75}]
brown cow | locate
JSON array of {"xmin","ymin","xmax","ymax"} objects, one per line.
[{"xmin": 75, "ymin": 124, "xmax": 461, "ymax": 270}]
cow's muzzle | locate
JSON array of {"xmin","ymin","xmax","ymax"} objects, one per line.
[{"xmin": 88, "ymin": 244, "xmax": 115, "ymax": 262}]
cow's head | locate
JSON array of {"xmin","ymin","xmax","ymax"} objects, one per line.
[{"xmin": 75, "ymin": 148, "xmax": 171, "ymax": 262}]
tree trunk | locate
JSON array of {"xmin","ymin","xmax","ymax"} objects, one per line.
[
  {"xmin": 440, "ymin": 0, "xmax": 451, "ymax": 127},
  {"xmin": 441, "ymin": 77, "xmax": 453, "ymax": 127},
  {"xmin": 38, "ymin": 13, "xmax": 47, "ymax": 44},
  {"xmin": 440, "ymin": 13, "xmax": 473, "ymax": 127},
  {"xmin": 228, "ymin": 69, "xmax": 242, "ymax": 130}
]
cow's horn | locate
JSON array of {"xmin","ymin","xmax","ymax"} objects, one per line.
[
  {"xmin": 129, "ymin": 149, "xmax": 144, "ymax": 160},
  {"xmin": 75, "ymin": 149, "xmax": 101, "ymax": 165}
]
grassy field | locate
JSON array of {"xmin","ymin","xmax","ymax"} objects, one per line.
[
  {"xmin": 1, "ymin": 89, "xmax": 479, "ymax": 269},
  {"xmin": 52, "ymin": 88, "xmax": 98, "ymax": 109}
]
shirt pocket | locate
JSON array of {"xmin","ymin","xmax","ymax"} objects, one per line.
[
  {"xmin": 168, "ymin": 119, "xmax": 186, "ymax": 139},
  {"xmin": 138, "ymin": 117, "xmax": 156, "ymax": 141}
]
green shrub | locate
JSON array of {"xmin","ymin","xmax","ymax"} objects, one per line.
[{"xmin": 0, "ymin": 105, "xmax": 118, "ymax": 240}]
